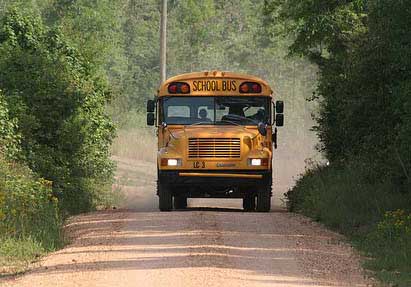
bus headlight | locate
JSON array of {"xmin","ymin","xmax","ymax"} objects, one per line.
[
  {"xmin": 168, "ymin": 159, "xmax": 179, "ymax": 166},
  {"xmin": 161, "ymin": 158, "xmax": 182, "ymax": 167},
  {"xmin": 248, "ymin": 158, "xmax": 269, "ymax": 166}
]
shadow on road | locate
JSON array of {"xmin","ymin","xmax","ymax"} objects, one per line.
[{"xmin": 5, "ymin": 209, "xmax": 363, "ymax": 287}]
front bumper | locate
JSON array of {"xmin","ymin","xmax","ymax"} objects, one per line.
[
  {"xmin": 158, "ymin": 170, "xmax": 272, "ymax": 198},
  {"xmin": 178, "ymin": 172, "xmax": 263, "ymax": 179},
  {"xmin": 159, "ymin": 169, "xmax": 271, "ymax": 185}
]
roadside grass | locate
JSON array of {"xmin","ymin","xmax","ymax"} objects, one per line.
[
  {"xmin": 111, "ymin": 112, "xmax": 156, "ymax": 163},
  {"xmin": 110, "ymin": 112, "xmax": 157, "ymax": 209},
  {"xmin": 111, "ymin": 128, "xmax": 156, "ymax": 162},
  {"xmin": 0, "ymin": 237, "xmax": 47, "ymax": 276},
  {"xmin": 0, "ymin": 156, "xmax": 62, "ymax": 277},
  {"xmin": 286, "ymin": 162, "xmax": 411, "ymax": 287}
]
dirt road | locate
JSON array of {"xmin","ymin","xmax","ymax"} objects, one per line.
[{"xmin": 2, "ymin": 158, "xmax": 373, "ymax": 287}]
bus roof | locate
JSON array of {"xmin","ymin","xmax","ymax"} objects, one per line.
[{"xmin": 157, "ymin": 71, "xmax": 273, "ymax": 97}]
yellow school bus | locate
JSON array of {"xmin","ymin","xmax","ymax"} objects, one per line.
[{"xmin": 147, "ymin": 71, "xmax": 284, "ymax": 212}]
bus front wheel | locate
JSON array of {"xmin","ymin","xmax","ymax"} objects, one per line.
[
  {"xmin": 174, "ymin": 196, "xmax": 187, "ymax": 209},
  {"xmin": 158, "ymin": 181, "xmax": 172, "ymax": 211},
  {"xmin": 243, "ymin": 196, "xmax": 255, "ymax": 212},
  {"xmin": 256, "ymin": 185, "xmax": 271, "ymax": 212}
]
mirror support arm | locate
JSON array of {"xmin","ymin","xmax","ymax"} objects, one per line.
[{"xmin": 272, "ymin": 128, "xmax": 278, "ymax": 149}]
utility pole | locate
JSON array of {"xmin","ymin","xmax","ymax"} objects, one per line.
[{"xmin": 160, "ymin": 0, "xmax": 167, "ymax": 84}]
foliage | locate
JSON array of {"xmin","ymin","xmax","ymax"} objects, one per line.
[
  {"xmin": 0, "ymin": 44, "xmax": 60, "ymax": 275},
  {"xmin": 0, "ymin": 155, "xmax": 61, "ymax": 250},
  {"xmin": 0, "ymin": 10, "xmax": 116, "ymax": 214},
  {"xmin": 286, "ymin": 163, "xmax": 411, "ymax": 285},
  {"xmin": 265, "ymin": 0, "xmax": 411, "ymax": 185},
  {"xmin": 286, "ymin": 163, "xmax": 411, "ymax": 233},
  {"xmin": 268, "ymin": 0, "xmax": 411, "ymax": 285},
  {"xmin": 366, "ymin": 210, "xmax": 411, "ymax": 273},
  {"xmin": 0, "ymin": 237, "xmax": 47, "ymax": 275},
  {"xmin": 0, "ymin": 90, "xmax": 20, "ymax": 159},
  {"xmin": 117, "ymin": 0, "xmax": 160, "ymax": 110}
]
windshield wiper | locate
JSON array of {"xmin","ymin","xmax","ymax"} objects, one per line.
[
  {"xmin": 221, "ymin": 114, "xmax": 259, "ymax": 124},
  {"xmin": 219, "ymin": 119, "xmax": 242, "ymax": 126},
  {"xmin": 188, "ymin": 121, "xmax": 213, "ymax": 126},
  {"xmin": 218, "ymin": 119, "xmax": 259, "ymax": 138}
]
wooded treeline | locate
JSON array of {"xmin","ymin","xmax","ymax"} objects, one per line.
[
  {"xmin": 264, "ymin": 0, "xmax": 411, "ymax": 284},
  {"xmin": 1, "ymin": 0, "xmax": 409, "ymax": 283}
]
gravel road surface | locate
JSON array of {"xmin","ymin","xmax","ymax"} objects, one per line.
[{"xmin": 1, "ymin": 158, "xmax": 374, "ymax": 287}]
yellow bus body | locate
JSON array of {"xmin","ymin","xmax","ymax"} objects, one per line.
[{"xmin": 148, "ymin": 71, "xmax": 281, "ymax": 212}]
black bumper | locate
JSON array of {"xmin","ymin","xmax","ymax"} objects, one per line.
[{"xmin": 158, "ymin": 170, "xmax": 272, "ymax": 198}]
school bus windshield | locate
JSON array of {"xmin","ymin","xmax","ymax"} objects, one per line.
[{"xmin": 160, "ymin": 96, "xmax": 270, "ymax": 126}]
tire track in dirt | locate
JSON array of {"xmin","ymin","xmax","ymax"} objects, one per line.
[
  {"xmin": 1, "ymin": 158, "xmax": 375, "ymax": 287},
  {"xmin": 2, "ymin": 207, "xmax": 374, "ymax": 287}
]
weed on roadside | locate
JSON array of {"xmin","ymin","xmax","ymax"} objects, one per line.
[{"xmin": 286, "ymin": 162, "xmax": 411, "ymax": 287}]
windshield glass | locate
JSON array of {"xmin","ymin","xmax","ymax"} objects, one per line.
[{"xmin": 161, "ymin": 96, "xmax": 270, "ymax": 125}]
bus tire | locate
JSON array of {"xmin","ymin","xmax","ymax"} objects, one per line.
[
  {"xmin": 256, "ymin": 186, "xmax": 271, "ymax": 212},
  {"xmin": 158, "ymin": 181, "xmax": 172, "ymax": 212},
  {"xmin": 174, "ymin": 196, "xmax": 187, "ymax": 209},
  {"xmin": 243, "ymin": 195, "xmax": 255, "ymax": 212}
]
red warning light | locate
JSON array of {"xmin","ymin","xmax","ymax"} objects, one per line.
[
  {"xmin": 180, "ymin": 83, "xmax": 190, "ymax": 94},
  {"xmin": 240, "ymin": 82, "xmax": 262, "ymax": 93},
  {"xmin": 168, "ymin": 84, "xmax": 178, "ymax": 94},
  {"xmin": 240, "ymin": 83, "xmax": 250, "ymax": 93},
  {"xmin": 168, "ymin": 82, "xmax": 190, "ymax": 94},
  {"xmin": 252, "ymin": 84, "xmax": 261, "ymax": 93}
]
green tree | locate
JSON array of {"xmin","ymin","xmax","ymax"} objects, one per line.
[
  {"xmin": 0, "ymin": 90, "xmax": 20, "ymax": 158},
  {"xmin": 265, "ymin": 0, "xmax": 411, "ymax": 192},
  {"xmin": 0, "ymin": 10, "xmax": 116, "ymax": 214}
]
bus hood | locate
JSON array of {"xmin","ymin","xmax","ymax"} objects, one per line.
[
  {"xmin": 160, "ymin": 125, "xmax": 271, "ymax": 167},
  {"xmin": 170, "ymin": 125, "xmax": 259, "ymax": 140}
]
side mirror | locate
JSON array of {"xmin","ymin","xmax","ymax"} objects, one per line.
[
  {"xmin": 147, "ymin": 100, "xmax": 155, "ymax": 113},
  {"xmin": 257, "ymin": 122, "xmax": 267, "ymax": 136},
  {"xmin": 275, "ymin": 114, "xmax": 284, "ymax": 127},
  {"xmin": 147, "ymin": 113, "xmax": 155, "ymax": 126},
  {"xmin": 275, "ymin": 101, "xmax": 284, "ymax": 114}
]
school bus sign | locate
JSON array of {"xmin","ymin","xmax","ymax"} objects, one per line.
[
  {"xmin": 158, "ymin": 72, "xmax": 272, "ymax": 96},
  {"xmin": 147, "ymin": 71, "xmax": 284, "ymax": 212},
  {"xmin": 192, "ymin": 80, "xmax": 237, "ymax": 92}
]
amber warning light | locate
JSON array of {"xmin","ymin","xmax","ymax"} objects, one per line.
[
  {"xmin": 168, "ymin": 82, "xmax": 190, "ymax": 94},
  {"xmin": 240, "ymin": 82, "xmax": 262, "ymax": 93}
]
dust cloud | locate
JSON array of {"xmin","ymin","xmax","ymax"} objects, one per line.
[
  {"xmin": 111, "ymin": 127, "xmax": 158, "ymax": 211},
  {"xmin": 113, "ymin": 154, "xmax": 157, "ymax": 211}
]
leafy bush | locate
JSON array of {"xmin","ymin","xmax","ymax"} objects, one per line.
[
  {"xmin": 286, "ymin": 162, "xmax": 411, "ymax": 235},
  {"xmin": 0, "ymin": 155, "xmax": 61, "ymax": 249},
  {"xmin": 267, "ymin": 2, "xmax": 411, "ymax": 284},
  {"xmin": 0, "ymin": 9, "xmax": 118, "ymax": 273},
  {"xmin": 0, "ymin": 90, "xmax": 20, "ymax": 159},
  {"xmin": 286, "ymin": 162, "xmax": 411, "ymax": 286},
  {"xmin": 265, "ymin": 0, "xmax": 411, "ymax": 186},
  {"xmin": 366, "ymin": 210, "xmax": 411, "ymax": 272},
  {"xmin": 0, "ymin": 10, "xmax": 116, "ymax": 214}
]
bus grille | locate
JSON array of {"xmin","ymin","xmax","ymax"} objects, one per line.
[{"xmin": 188, "ymin": 138, "xmax": 241, "ymax": 159}]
